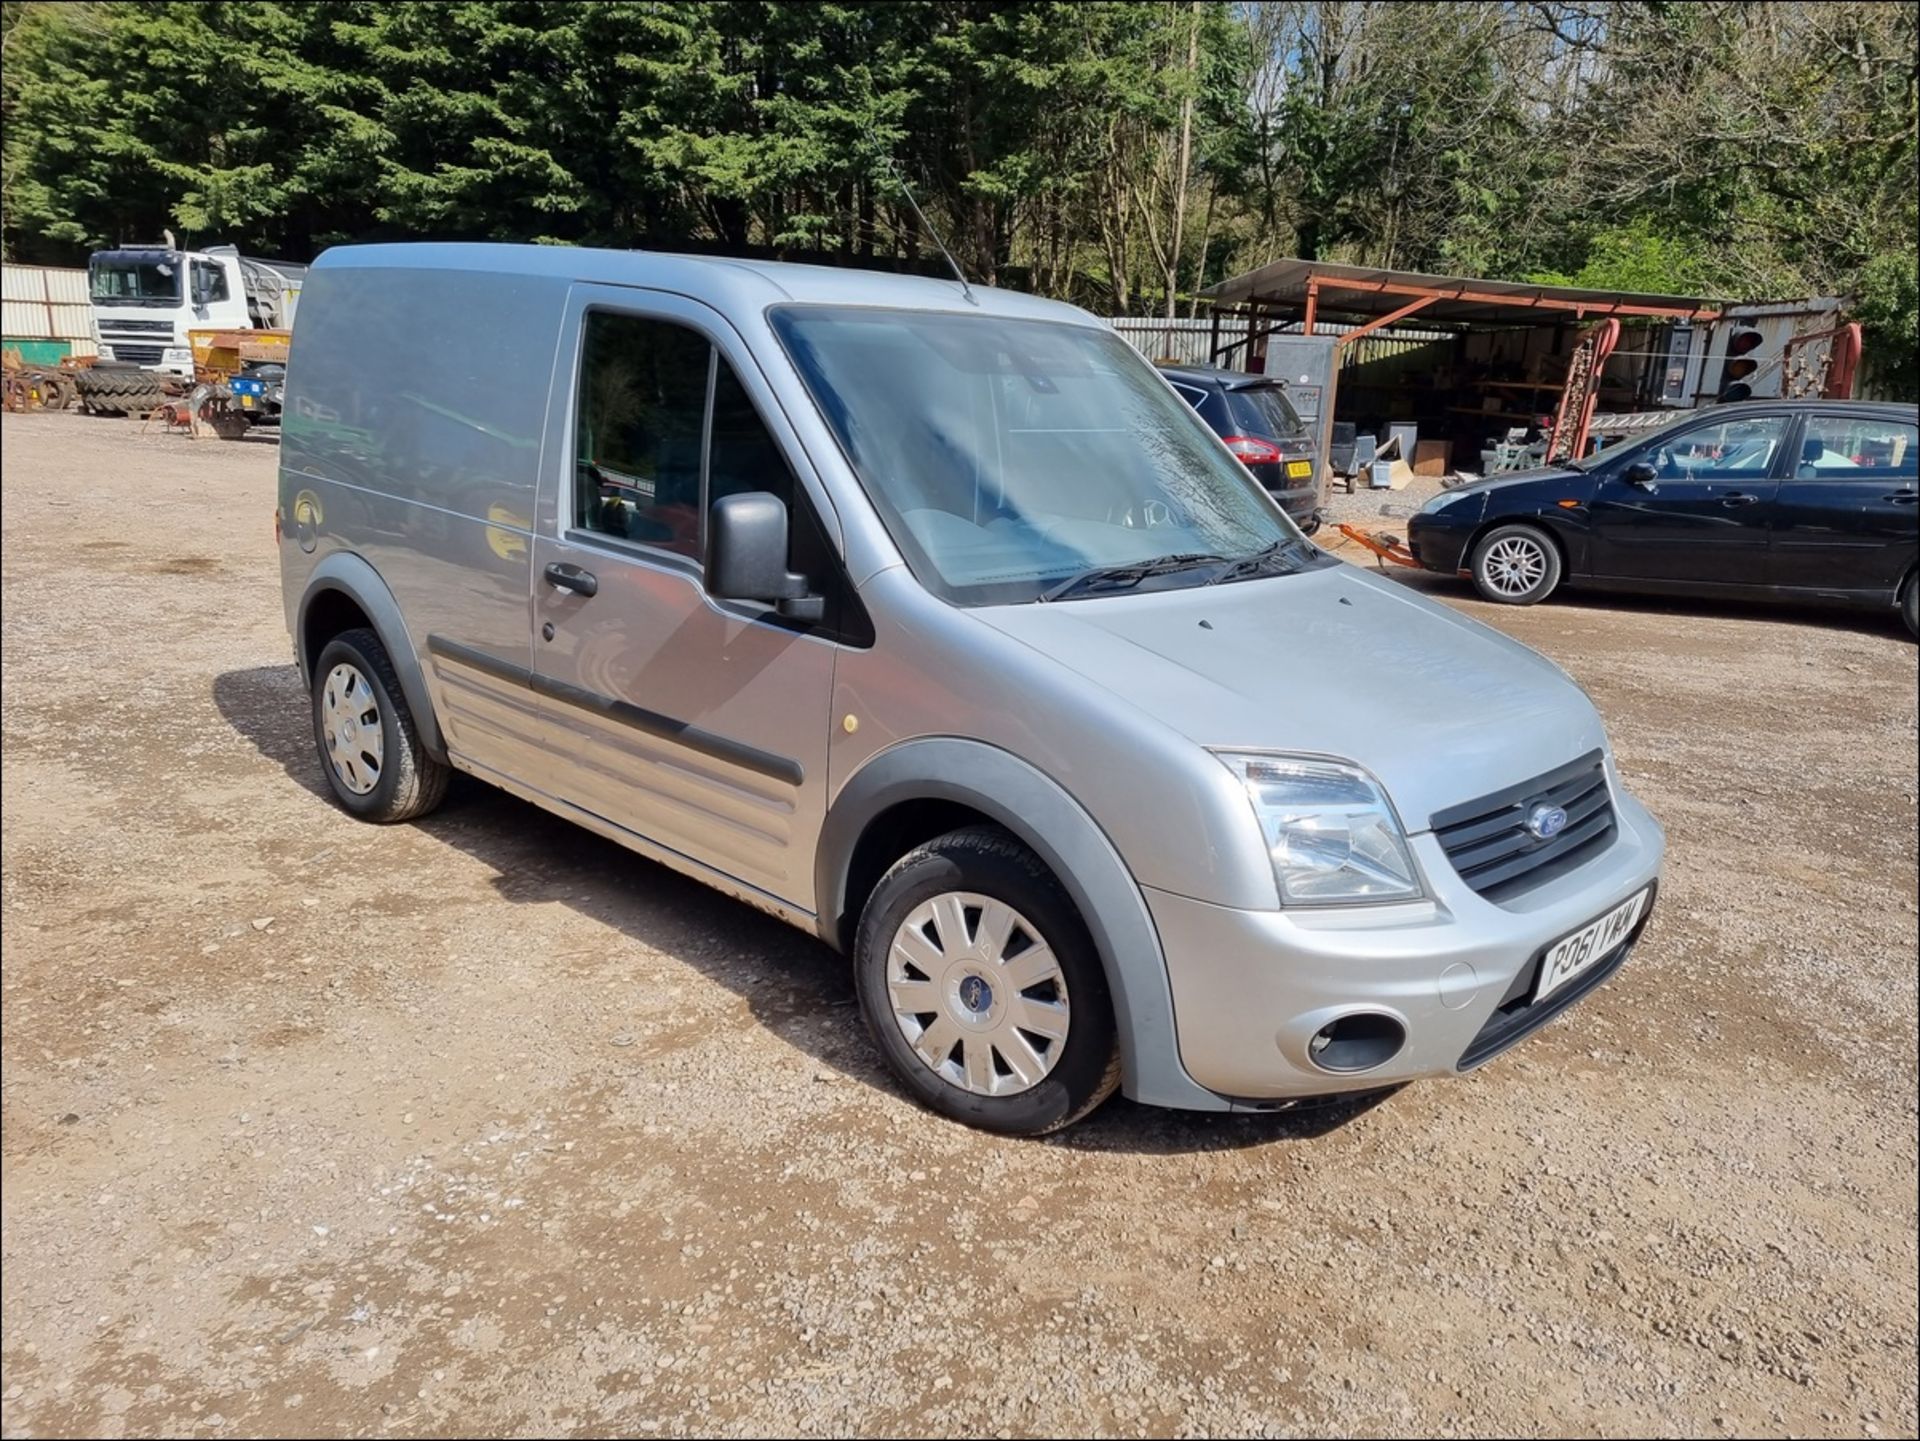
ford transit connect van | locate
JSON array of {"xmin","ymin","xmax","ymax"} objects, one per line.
[{"xmin": 278, "ymin": 245, "xmax": 1664, "ymax": 1135}]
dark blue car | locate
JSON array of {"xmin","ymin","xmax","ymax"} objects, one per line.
[
  {"xmin": 1407, "ymin": 400, "xmax": 1919, "ymax": 636},
  {"xmin": 1158, "ymin": 364, "xmax": 1323, "ymax": 532}
]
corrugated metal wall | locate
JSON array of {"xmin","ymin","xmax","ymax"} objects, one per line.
[
  {"xmin": 1106, "ymin": 314, "xmax": 1450, "ymax": 374},
  {"xmin": 2, "ymin": 264, "xmax": 99, "ymax": 356},
  {"xmin": 1106, "ymin": 316, "xmax": 1219, "ymax": 366}
]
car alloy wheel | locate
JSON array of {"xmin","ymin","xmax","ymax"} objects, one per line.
[{"xmin": 1481, "ymin": 534, "xmax": 1549, "ymax": 598}]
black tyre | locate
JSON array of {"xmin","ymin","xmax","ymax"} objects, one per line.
[
  {"xmin": 74, "ymin": 367, "xmax": 172, "ymax": 417},
  {"xmin": 854, "ymin": 826, "xmax": 1121, "ymax": 1136},
  {"xmin": 310, "ymin": 628, "xmax": 450, "ymax": 823},
  {"xmin": 1470, "ymin": 522, "xmax": 1563, "ymax": 605},
  {"xmin": 1903, "ymin": 574, "xmax": 1917, "ymax": 639}
]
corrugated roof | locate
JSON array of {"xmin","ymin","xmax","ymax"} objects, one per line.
[{"xmin": 1203, "ymin": 257, "xmax": 1721, "ymax": 324}]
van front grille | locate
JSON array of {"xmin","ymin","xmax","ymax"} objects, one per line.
[{"xmin": 1430, "ymin": 750, "xmax": 1615, "ymax": 903}]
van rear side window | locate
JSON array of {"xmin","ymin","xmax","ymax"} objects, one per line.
[{"xmin": 576, "ymin": 313, "xmax": 712, "ymax": 557}]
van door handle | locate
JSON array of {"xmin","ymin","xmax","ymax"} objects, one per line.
[
  {"xmin": 544, "ymin": 562, "xmax": 598, "ymax": 597},
  {"xmin": 1719, "ymin": 492, "xmax": 1761, "ymax": 507}
]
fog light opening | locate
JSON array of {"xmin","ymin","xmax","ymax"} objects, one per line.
[{"xmin": 1307, "ymin": 1013, "xmax": 1406, "ymax": 1073}]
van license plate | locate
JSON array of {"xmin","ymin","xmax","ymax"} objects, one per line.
[
  {"xmin": 1286, "ymin": 460, "xmax": 1312, "ymax": 479},
  {"xmin": 1535, "ymin": 887, "xmax": 1649, "ymax": 1003}
]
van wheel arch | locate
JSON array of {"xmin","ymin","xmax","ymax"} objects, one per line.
[
  {"xmin": 835, "ymin": 797, "xmax": 1006, "ymax": 955},
  {"xmin": 813, "ymin": 739, "xmax": 1228, "ymax": 1114},
  {"xmin": 301, "ymin": 587, "xmax": 376, "ymax": 681},
  {"xmin": 295, "ymin": 562, "xmax": 447, "ymax": 761}
]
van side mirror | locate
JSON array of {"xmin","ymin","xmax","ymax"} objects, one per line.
[
  {"xmin": 706, "ymin": 491, "xmax": 824, "ymax": 622},
  {"xmin": 1622, "ymin": 460, "xmax": 1658, "ymax": 487}
]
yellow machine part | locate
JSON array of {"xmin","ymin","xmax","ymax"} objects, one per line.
[{"xmin": 189, "ymin": 328, "xmax": 292, "ymax": 381}]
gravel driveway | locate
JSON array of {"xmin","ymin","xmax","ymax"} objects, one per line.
[{"xmin": 2, "ymin": 411, "xmax": 1915, "ymax": 1438}]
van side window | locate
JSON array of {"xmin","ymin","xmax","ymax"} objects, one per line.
[
  {"xmin": 710, "ymin": 357, "xmax": 858, "ymax": 633},
  {"xmin": 575, "ymin": 313, "xmax": 712, "ymax": 558},
  {"xmin": 708, "ymin": 357, "xmax": 798, "ymax": 512}
]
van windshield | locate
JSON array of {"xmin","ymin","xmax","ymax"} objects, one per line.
[{"xmin": 772, "ymin": 306, "xmax": 1303, "ymax": 605}]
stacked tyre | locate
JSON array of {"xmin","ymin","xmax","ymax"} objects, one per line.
[{"xmin": 74, "ymin": 364, "xmax": 175, "ymax": 417}]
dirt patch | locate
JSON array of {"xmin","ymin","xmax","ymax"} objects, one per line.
[{"xmin": 2, "ymin": 410, "xmax": 1915, "ymax": 1437}]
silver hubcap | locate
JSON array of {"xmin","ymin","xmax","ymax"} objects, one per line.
[
  {"xmin": 321, "ymin": 662, "xmax": 384, "ymax": 795},
  {"xmin": 886, "ymin": 892, "xmax": 1070, "ymax": 1097},
  {"xmin": 1483, "ymin": 535, "xmax": 1548, "ymax": 596}
]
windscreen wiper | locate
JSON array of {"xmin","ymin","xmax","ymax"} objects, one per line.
[
  {"xmin": 1038, "ymin": 552, "xmax": 1232, "ymax": 603},
  {"xmin": 1203, "ymin": 536, "xmax": 1316, "ymax": 585}
]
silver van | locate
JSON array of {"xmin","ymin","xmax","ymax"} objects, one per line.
[{"xmin": 277, "ymin": 244, "xmax": 1664, "ymax": 1135}]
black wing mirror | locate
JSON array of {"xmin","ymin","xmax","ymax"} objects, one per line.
[
  {"xmin": 706, "ymin": 491, "xmax": 824, "ymax": 622},
  {"xmin": 1622, "ymin": 460, "xmax": 1658, "ymax": 487}
]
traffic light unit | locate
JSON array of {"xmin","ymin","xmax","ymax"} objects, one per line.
[{"xmin": 1716, "ymin": 326, "xmax": 1765, "ymax": 403}]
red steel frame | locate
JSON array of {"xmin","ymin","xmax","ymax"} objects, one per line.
[
  {"xmin": 1299, "ymin": 274, "xmax": 1719, "ymax": 335},
  {"xmin": 1783, "ymin": 321, "xmax": 1863, "ymax": 400},
  {"xmin": 1547, "ymin": 318, "xmax": 1621, "ymax": 463}
]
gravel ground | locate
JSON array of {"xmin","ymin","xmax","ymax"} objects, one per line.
[{"xmin": 2, "ymin": 410, "xmax": 1916, "ymax": 1439}]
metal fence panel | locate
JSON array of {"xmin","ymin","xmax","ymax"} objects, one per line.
[
  {"xmin": 42, "ymin": 266, "xmax": 90, "ymax": 306},
  {"xmin": 3, "ymin": 299, "xmax": 47, "ymax": 334},
  {"xmin": 3, "ymin": 266, "xmax": 97, "ymax": 345},
  {"xmin": 1106, "ymin": 314, "xmax": 1451, "ymax": 375}
]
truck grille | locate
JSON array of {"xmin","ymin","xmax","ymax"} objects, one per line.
[
  {"xmin": 104, "ymin": 344, "xmax": 165, "ymax": 365},
  {"xmin": 1430, "ymin": 750, "xmax": 1615, "ymax": 902},
  {"xmin": 98, "ymin": 318, "xmax": 173, "ymax": 334}
]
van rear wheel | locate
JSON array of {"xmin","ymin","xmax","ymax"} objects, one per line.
[
  {"xmin": 854, "ymin": 827, "xmax": 1121, "ymax": 1136},
  {"xmin": 310, "ymin": 628, "xmax": 449, "ymax": 822}
]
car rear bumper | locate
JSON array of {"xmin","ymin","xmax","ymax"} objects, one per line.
[
  {"xmin": 1265, "ymin": 483, "xmax": 1318, "ymax": 524},
  {"xmin": 1250, "ymin": 465, "xmax": 1319, "ymax": 526},
  {"xmin": 1145, "ymin": 788, "xmax": 1665, "ymax": 1100}
]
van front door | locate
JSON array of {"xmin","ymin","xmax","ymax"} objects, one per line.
[{"xmin": 529, "ymin": 290, "xmax": 840, "ymax": 913}]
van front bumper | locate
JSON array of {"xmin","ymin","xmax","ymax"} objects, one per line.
[{"xmin": 1144, "ymin": 791, "xmax": 1665, "ymax": 1101}]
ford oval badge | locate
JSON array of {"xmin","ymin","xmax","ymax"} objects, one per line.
[{"xmin": 1527, "ymin": 804, "xmax": 1569, "ymax": 840}]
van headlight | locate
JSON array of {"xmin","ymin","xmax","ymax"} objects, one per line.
[{"xmin": 1215, "ymin": 753, "xmax": 1424, "ymax": 905}]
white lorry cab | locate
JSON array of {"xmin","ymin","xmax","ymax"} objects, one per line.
[{"xmin": 86, "ymin": 241, "xmax": 304, "ymax": 376}]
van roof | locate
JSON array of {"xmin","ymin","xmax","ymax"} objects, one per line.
[{"xmin": 312, "ymin": 242, "xmax": 1098, "ymax": 327}]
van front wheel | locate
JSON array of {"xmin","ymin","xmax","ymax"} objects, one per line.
[
  {"xmin": 310, "ymin": 628, "xmax": 449, "ymax": 823},
  {"xmin": 854, "ymin": 827, "xmax": 1121, "ymax": 1136}
]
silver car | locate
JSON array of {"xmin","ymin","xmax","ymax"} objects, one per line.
[{"xmin": 277, "ymin": 245, "xmax": 1664, "ymax": 1135}]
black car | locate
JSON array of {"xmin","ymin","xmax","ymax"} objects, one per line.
[
  {"xmin": 1407, "ymin": 400, "xmax": 1919, "ymax": 637},
  {"xmin": 1159, "ymin": 364, "xmax": 1322, "ymax": 532}
]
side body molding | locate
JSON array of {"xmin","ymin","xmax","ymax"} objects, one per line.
[
  {"xmin": 295, "ymin": 552, "xmax": 447, "ymax": 760},
  {"xmin": 815, "ymin": 737, "xmax": 1225, "ymax": 1111}
]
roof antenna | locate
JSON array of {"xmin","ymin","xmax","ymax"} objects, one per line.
[{"xmin": 882, "ymin": 155, "xmax": 976, "ymax": 305}]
